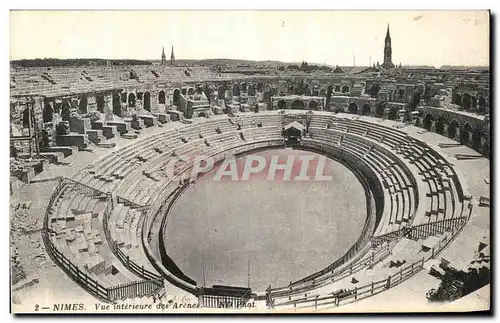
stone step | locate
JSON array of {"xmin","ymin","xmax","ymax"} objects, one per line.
[
  {"xmin": 41, "ymin": 146, "xmax": 78, "ymax": 157},
  {"xmin": 86, "ymin": 129, "xmax": 107, "ymax": 144}
]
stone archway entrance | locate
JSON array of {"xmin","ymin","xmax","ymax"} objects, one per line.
[
  {"xmin": 291, "ymin": 100, "xmax": 305, "ymax": 110},
  {"xmin": 143, "ymin": 92, "xmax": 151, "ymax": 112},
  {"xmin": 423, "ymin": 114, "xmax": 435, "ymax": 131},
  {"xmin": 43, "ymin": 103, "xmax": 53, "ymax": 123}
]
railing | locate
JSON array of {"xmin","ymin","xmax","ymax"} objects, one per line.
[
  {"xmin": 102, "ymin": 196, "xmax": 162, "ymax": 281},
  {"xmin": 107, "ymin": 278, "xmax": 163, "ymax": 301},
  {"xmin": 271, "ymin": 210, "xmax": 471, "ymax": 309},
  {"xmin": 407, "ymin": 216, "xmax": 468, "ymax": 241}
]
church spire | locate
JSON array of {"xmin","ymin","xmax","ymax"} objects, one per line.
[
  {"xmin": 382, "ymin": 23, "xmax": 394, "ymax": 69},
  {"xmin": 170, "ymin": 45, "xmax": 175, "ymax": 66},
  {"xmin": 161, "ymin": 47, "xmax": 166, "ymax": 65}
]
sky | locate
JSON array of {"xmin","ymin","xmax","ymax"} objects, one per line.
[{"xmin": 9, "ymin": 10, "xmax": 490, "ymax": 67}]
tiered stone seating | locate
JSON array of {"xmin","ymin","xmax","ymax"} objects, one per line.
[{"xmin": 47, "ymin": 182, "xmax": 135, "ymax": 287}]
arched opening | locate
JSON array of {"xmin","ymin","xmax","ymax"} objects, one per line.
[
  {"xmin": 319, "ymin": 88, "xmax": 326, "ymax": 96},
  {"xmin": 478, "ymin": 96, "xmax": 487, "ymax": 114},
  {"xmin": 448, "ymin": 120, "xmax": 459, "ymax": 140},
  {"xmin": 256, "ymin": 82, "xmax": 264, "ymax": 92},
  {"xmin": 181, "ymin": 88, "xmax": 187, "ymax": 96},
  {"xmin": 121, "ymin": 92, "xmax": 127, "ymax": 103},
  {"xmin": 362, "ymin": 104, "xmax": 371, "ymax": 116},
  {"xmin": 387, "ymin": 107, "xmax": 398, "ymax": 120},
  {"xmin": 277, "ymin": 100, "xmax": 286, "ymax": 110},
  {"xmin": 78, "ymin": 96, "xmax": 88, "ymax": 114},
  {"xmin": 462, "ymin": 93, "xmax": 472, "ymax": 111},
  {"xmin": 309, "ymin": 100, "xmax": 319, "ymax": 110},
  {"xmin": 452, "ymin": 92, "xmax": 462, "ymax": 105},
  {"xmin": 374, "ymin": 102, "xmax": 384, "ymax": 118},
  {"xmin": 217, "ymin": 86, "xmax": 226, "ymax": 101},
  {"xmin": 22, "ymin": 108, "xmax": 30, "ymax": 128},
  {"xmin": 198, "ymin": 112, "xmax": 207, "ymax": 118},
  {"xmin": 482, "ymin": 141, "xmax": 490, "ymax": 159},
  {"xmin": 232, "ymin": 84, "xmax": 240, "ymax": 96},
  {"xmin": 342, "ymin": 85, "xmax": 349, "ymax": 93},
  {"xmin": 423, "ymin": 114, "xmax": 435, "ymax": 131},
  {"xmin": 96, "ymin": 95, "xmax": 105, "ymax": 113},
  {"xmin": 43, "ymin": 103, "xmax": 53, "ymax": 123},
  {"xmin": 434, "ymin": 117, "xmax": 445, "ymax": 135},
  {"xmin": 241, "ymin": 83, "xmax": 247, "ymax": 93},
  {"xmin": 143, "ymin": 92, "xmax": 151, "ymax": 112},
  {"xmin": 112, "ymin": 93, "xmax": 121, "ymax": 117},
  {"xmin": 291, "ymin": 100, "xmax": 305, "ymax": 110},
  {"xmin": 471, "ymin": 129, "xmax": 482, "ymax": 151},
  {"xmin": 128, "ymin": 93, "xmax": 136, "ymax": 108},
  {"xmin": 187, "ymin": 88, "xmax": 195, "ymax": 96},
  {"xmin": 173, "ymin": 89, "xmax": 181, "ymax": 107},
  {"xmin": 327, "ymin": 85, "xmax": 334, "ymax": 97},
  {"xmin": 348, "ymin": 103, "xmax": 358, "ymax": 114},
  {"xmin": 414, "ymin": 117, "xmax": 421, "ymax": 127},
  {"xmin": 203, "ymin": 86, "xmax": 213, "ymax": 104},
  {"xmin": 248, "ymin": 84, "xmax": 256, "ymax": 96},
  {"xmin": 334, "ymin": 108, "xmax": 344, "ymax": 114},
  {"xmin": 158, "ymin": 90, "xmax": 166, "ymax": 104},
  {"xmin": 460, "ymin": 123, "xmax": 472, "ymax": 146},
  {"xmin": 62, "ymin": 100, "xmax": 71, "ymax": 121},
  {"xmin": 335, "ymin": 85, "xmax": 341, "ymax": 92}
]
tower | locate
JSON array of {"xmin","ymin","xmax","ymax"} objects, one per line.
[
  {"xmin": 170, "ymin": 45, "xmax": 175, "ymax": 66},
  {"xmin": 382, "ymin": 24, "xmax": 395, "ymax": 69},
  {"xmin": 161, "ymin": 47, "xmax": 166, "ymax": 65}
]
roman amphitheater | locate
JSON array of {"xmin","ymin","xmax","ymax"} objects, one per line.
[{"xmin": 10, "ymin": 58, "xmax": 490, "ymax": 312}]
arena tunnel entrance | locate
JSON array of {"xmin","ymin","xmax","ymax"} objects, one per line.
[
  {"xmin": 113, "ymin": 93, "xmax": 122, "ymax": 117},
  {"xmin": 43, "ymin": 103, "xmax": 53, "ymax": 123},
  {"xmin": 198, "ymin": 112, "xmax": 207, "ymax": 118},
  {"xmin": 283, "ymin": 121, "xmax": 304, "ymax": 144},
  {"xmin": 143, "ymin": 92, "xmax": 151, "ymax": 112},
  {"xmin": 461, "ymin": 123, "xmax": 472, "ymax": 146},
  {"xmin": 277, "ymin": 100, "xmax": 286, "ymax": 110},
  {"xmin": 96, "ymin": 95, "xmax": 105, "ymax": 113},
  {"xmin": 448, "ymin": 120, "xmax": 459, "ymax": 140},
  {"xmin": 423, "ymin": 114, "xmax": 435, "ymax": 131},
  {"xmin": 309, "ymin": 100, "xmax": 319, "ymax": 110},
  {"xmin": 291, "ymin": 100, "xmax": 305, "ymax": 110},
  {"xmin": 128, "ymin": 93, "xmax": 136, "ymax": 108},
  {"xmin": 342, "ymin": 86, "xmax": 349, "ymax": 93},
  {"xmin": 348, "ymin": 103, "xmax": 358, "ymax": 114}
]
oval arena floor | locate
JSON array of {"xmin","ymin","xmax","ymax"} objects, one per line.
[{"xmin": 164, "ymin": 149, "xmax": 367, "ymax": 291}]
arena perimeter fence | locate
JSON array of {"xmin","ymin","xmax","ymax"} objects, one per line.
[
  {"xmin": 42, "ymin": 177, "xmax": 164, "ymax": 303},
  {"xmin": 269, "ymin": 201, "xmax": 473, "ymax": 309}
]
